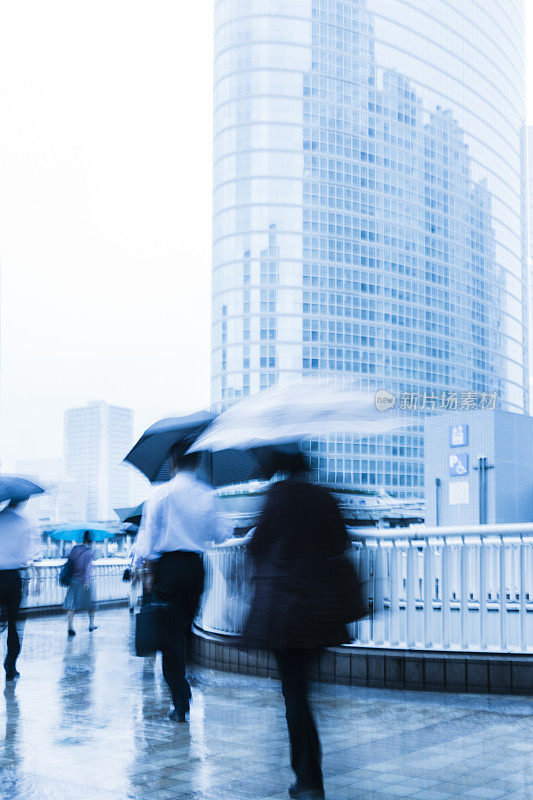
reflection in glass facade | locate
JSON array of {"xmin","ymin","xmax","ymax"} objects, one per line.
[{"xmin": 212, "ymin": 0, "xmax": 528, "ymax": 495}]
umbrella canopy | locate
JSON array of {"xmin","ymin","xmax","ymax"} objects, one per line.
[
  {"xmin": 124, "ymin": 411, "xmax": 286, "ymax": 488},
  {"xmin": 49, "ymin": 525, "xmax": 116, "ymax": 543},
  {"xmin": 124, "ymin": 411, "xmax": 215, "ymax": 483},
  {"xmin": 0, "ymin": 476, "xmax": 45, "ymax": 504},
  {"xmin": 190, "ymin": 383, "xmax": 409, "ymax": 452},
  {"xmin": 114, "ymin": 504, "xmax": 144, "ymax": 527},
  {"xmin": 201, "ymin": 446, "xmax": 299, "ymax": 489}
]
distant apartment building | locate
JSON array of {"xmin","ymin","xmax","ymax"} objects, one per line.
[{"xmin": 64, "ymin": 401, "xmax": 133, "ymax": 520}]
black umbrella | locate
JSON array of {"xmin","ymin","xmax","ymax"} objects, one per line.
[
  {"xmin": 201, "ymin": 447, "xmax": 278, "ymax": 488},
  {"xmin": 115, "ymin": 504, "xmax": 144, "ymax": 527},
  {"xmin": 124, "ymin": 411, "xmax": 215, "ymax": 483},
  {"xmin": 124, "ymin": 413, "xmax": 299, "ymax": 489},
  {"xmin": 0, "ymin": 477, "xmax": 45, "ymax": 504}
]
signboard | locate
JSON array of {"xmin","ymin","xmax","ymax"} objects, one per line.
[
  {"xmin": 449, "ymin": 423, "xmax": 468, "ymax": 447},
  {"xmin": 449, "ymin": 453, "xmax": 468, "ymax": 477},
  {"xmin": 449, "ymin": 480, "xmax": 470, "ymax": 506}
]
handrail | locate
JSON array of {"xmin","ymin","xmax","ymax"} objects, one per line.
[
  {"xmin": 21, "ymin": 558, "xmax": 129, "ymax": 610},
  {"xmin": 199, "ymin": 528, "xmax": 533, "ymax": 654},
  {"xmin": 18, "ymin": 529, "xmax": 533, "ymax": 655}
]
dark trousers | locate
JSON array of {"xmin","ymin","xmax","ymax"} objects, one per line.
[
  {"xmin": 0, "ymin": 570, "xmax": 22, "ymax": 675},
  {"xmin": 275, "ymin": 649, "xmax": 323, "ymax": 793},
  {"xmin": 153, "ymin": 551, "xmax": 204, "ymax": 711}
]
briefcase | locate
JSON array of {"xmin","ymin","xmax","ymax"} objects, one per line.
[{"xmin": 134, "ymin": 602, "xmax": 169, "ymax": 657}]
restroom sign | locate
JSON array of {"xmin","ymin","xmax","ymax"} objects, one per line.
[{"xmin": 449, "ymin": 423, "xmax": 468, "ymax": 447}]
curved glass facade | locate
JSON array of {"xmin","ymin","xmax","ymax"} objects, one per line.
[{"xmin": 212, "ymin": 0, "xmax": 528, "ymax": 494}]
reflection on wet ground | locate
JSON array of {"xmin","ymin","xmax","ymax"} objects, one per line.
[{"xmin": 0, "ymin": 609, "xmax": 531, "ymax": 800}]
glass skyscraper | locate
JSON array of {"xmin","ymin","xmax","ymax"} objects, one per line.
[{"xmin": 212, "ymin": 0, "xmax": 528, "ymax": 495}]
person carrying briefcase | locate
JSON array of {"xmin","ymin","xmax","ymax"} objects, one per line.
[{"xmin": 131, "ymin": 448, "xmax": 228, "ymax": 722}]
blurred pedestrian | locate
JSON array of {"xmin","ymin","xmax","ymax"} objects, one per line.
[
  {"xmin": 132, "ymin": 447, "xmax": 228, "ymax": 722},
  {"xmin": 243, "ymin": 451, "xmax": 356, "ymax": 800},
  {"xmin": 64, "ymin": 531, "xmax": 97, "ymax": 636},
  {"xmin": 0, "ymin": 500, "xmax": 42, "ymax": 681}
]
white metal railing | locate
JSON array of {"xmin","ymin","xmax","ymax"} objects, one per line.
[
  {"xmin": 20, "ymin": 558, "xmax": 129, "ymax": 610},
  {"xmin": 199, "ymin": 525, "xmax": 533, "ymax": 654}
]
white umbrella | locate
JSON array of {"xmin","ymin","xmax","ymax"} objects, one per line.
[{"xmin": 189, "ymin": 383, "xmax": 409, "ymax": 452}]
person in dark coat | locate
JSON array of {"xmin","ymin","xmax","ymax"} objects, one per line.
[{"xmin": 242, "ymin": 451, "xmax": 354, "ymax": 800}]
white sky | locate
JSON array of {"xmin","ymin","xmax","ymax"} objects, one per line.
[{"xmin": 0, "ymin": 2, "xmax": 533, "ymax": 469}]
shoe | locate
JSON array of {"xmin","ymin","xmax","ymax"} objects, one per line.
[
  {"xmin": 68, "ymin": 629, "xmax": 76, "ymax": 637},
  {"xmin": 89, "ymin": 626, "xmax": 98, "ymax": 632},
  {"xmin": 5, "ymin": 670, "xmax": 20, "ymax": 682},
  {"xmin": 168, "ymin": 707, "xmax": 187, "ymax": 723},
  {"xmin": 289, "ymin": 783, "xmax": 325, "ymax": 799}
]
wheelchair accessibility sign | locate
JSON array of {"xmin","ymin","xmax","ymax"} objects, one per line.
[{"xmin": 449, "ymin": 453, "xmax": 468, "ymax": 477}]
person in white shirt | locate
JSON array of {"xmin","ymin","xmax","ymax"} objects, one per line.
[
  {"xmin": 132, "ymin": 447, "xmax": 228, "ymax": 721},
  {"xmin": 0, "ymin": 501, "xmax": 42, "ymax": 681}
]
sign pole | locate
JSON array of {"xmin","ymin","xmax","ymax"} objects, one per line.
[
  {"xmin": 474, "ymin": 456, "xmax": 494, "ymax": 524},
  {"xmin": 435, "ymin": 477, "xmax": 441, "ymax": 526}
]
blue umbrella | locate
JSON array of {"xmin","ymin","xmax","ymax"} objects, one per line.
[
  {"xmin": 0, "ymin": 476, "xmax": 44, "ymax": 504},
  {"xmin": 49, "ymin": 525, "xmax": 116, "ymax": 543}
]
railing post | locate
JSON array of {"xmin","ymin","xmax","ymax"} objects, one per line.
[
  {"xmin": 390, "ymin": 541, "xmax": 400, "ymax": 646},
  {"xmin": 374, "ymin": 542, "xmax": 387, "ymax": 646},
  {"xmin": 480, "ymin": 537, "xmax": 488, "ymax": 650},
  {"xmin": 460, "ymin": 537, "xmax": 468, "ymax": 651},
  {"xmin": 499, "ymin": 537, "xmax": 506, "ymax": 652},
  {"xmin": 442, "ymin": 541, "xmax": 450, "ymax": 649},
  {"xmin": 406, "ymin": 540, "xmax": 421, "ymax": 647},
  {"xmin": 366, "ymin": 537, "xmax": 378, "ymax": 646},
  {"xmin": 423, "ymin": 537, "xmax": 432, "ymax": 648},
  {"xmin": 398, "ymin": 540, "xmax": 410, "ymax": 648}
]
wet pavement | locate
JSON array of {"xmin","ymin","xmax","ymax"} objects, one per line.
[{"xmin": 0, "ymin": 608, "xmax": 531, "ymax": 800}]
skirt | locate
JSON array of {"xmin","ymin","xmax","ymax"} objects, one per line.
[{"xmin": 63, "ymin": 578, "xmax": 95, "ymax": 612}]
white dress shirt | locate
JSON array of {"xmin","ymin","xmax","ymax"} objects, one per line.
[
  {"xmin": 0, "ymin": 509, "xmax": 43, "ymax": 570},
  {"xmin": 132, "ymin": 471, "xmax": 229, "ymax": 562}
]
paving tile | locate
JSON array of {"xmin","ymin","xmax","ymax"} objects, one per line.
[
  {"xmin": 0, "ymin": 609, "xmax": 531, "ymax": 800},
  {"xmin": 497, "ymin": 791, "xmax": 533, "ymax": 800},
  {"xmin": 409, "ymin": 791, "xmax": 456, "ymax": 800},
  {"xmin": 457, "ymin": 786, "xmax": 512, "ymax": 799}
]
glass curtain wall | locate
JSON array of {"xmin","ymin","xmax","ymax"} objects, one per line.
[{"xmin": 212, "ymin": 0, "xmax": 528, "ymax": 495}]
